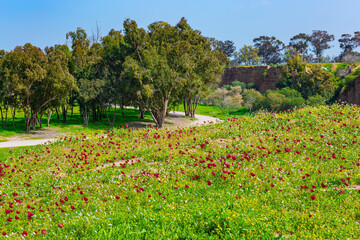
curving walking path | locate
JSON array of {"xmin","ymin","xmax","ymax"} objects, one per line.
[
  {"xmin": 0, "ymin": 138, "xmax": 56, "ymax": 148},
  {"xmin": 0, "ymin": 112, "xmax": 222, "ymax": 149}
]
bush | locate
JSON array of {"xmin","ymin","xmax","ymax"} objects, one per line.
[
  {"xmin": 205, "ymin": 87, "xmax": 243, "ymax": 113},
  {"xmin": 246, "ymin": 82, "xmax": 258, "ymax": 90},
  {"xmin": 307, "ymin": 94, "xmax": 326, "ymax": 106},
  {"xmin": 232, "ymin": 81, "xmax": 246, "ymax": 90},
  {"xmin": 242, "ymin": 89, "xmax": 268, "ymax": 111},
  {"xmin": 278, "ymin": 87, "xmax": 305, "ymax": 110},
  {"xmin": 267, "ymin": 92, "xmax": 286, "ymax": 110},
  {"xmin": 265, "ymin": 88, "xmax": 305, "ymax": 111},
  {"xmin": 222, "ymin": 84, "xmax": 232, "ymax": 90}
]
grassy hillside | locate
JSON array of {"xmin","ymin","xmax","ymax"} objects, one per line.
[{"xmin": 0, "ymin": 104, "xmax": 359, "ymax": 239}]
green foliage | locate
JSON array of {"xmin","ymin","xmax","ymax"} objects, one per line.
[
  {"xmin": 242, "ymin": 89, "xmax": 267, "ymax": 111},
  {"xmin": 123, "ymin": 18, "xmax": 224, "ymax": 126},
  {"xmin": 221, "ymin": 84, "xmax": 232, "ymax": 90},
  {"xmin": 309, "ymin": 30, "xmax": 335, "ymax": 62},
  {"xmin": 253, "ymin": 36, "xmax": 284, "ymax": 64},
  {"xmin": 307, "ymin": 94, "xmax": 326, "ymax": 106},
  {"xmin": 263, "ymin": 88, "xmax": 305, "ymax": 112},
  {"xmin": 233, "ymin": 45, "xmax": 260, "ymax": 65},
  {"xmin": 204, "ymin": 86, "xmax": 243, "ymax": 113},
  {"xmin": 0, "ymin": 43, "xmax": 76, "ymax": 131},
  {"xmin": 246, "ymin": 82, "xmax": 258, "ymax": 90},
  {"xmin": 231, "ymin": 81, "xmax": 246, "ymax": 90},
  {"xmin": 278, "ymin": 54, "xmax": 335, "ymax": 99}
]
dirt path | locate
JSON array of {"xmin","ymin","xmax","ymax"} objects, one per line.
[{"xmin": 0, "ymin": 112, "xmax": 222, "ymax": 148}]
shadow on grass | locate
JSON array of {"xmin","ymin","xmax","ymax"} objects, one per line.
[{"xmin": 0, "ymin": 108, "xmax": 153, "ymax": 138}]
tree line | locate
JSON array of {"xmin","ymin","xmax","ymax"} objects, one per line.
[
  {"xmin": 205, "ymin": 53, "xmax": 337, "ymax": 114},
  {"xmin": 211, "ymin": 30, "xmax": 360, "ymax": 65},
  {"xmin": 0, "ymin": 18, "xmax": 227, "ymax": 131}
]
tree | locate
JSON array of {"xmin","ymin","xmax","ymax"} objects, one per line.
[
  {"xmin": 217, "ymin": 40, "xmax": 236, "ymax": 58},
  {"xmin": 1, "ymin": 44, "xmax": 48, "ymax": 131},
  {"xmin": 66, "ymin": 28, "xmax": 105, "ymax": 125},
  {"xmin": 208, "ymin": 38, "xmax": 236, "ymax": 58},
  {"xmin": 339, "ymin": 34, "xmax": 355, "ymax": 54},
  {"xmin": 123, "ymin": 20, "xmax": 182, "ymax": 128},
  {"xmin": 0, "ymin": 50, "xmax": 13, "ymax": 129},
  {"xmin": 234, "ymin": 45, "xmax": 260, "ymax": 65},
  {"xmin": 354, "ymin": 31, "xmax": 360, "ymax": 48},
  {"xmin": 253, "ymin": 36, "xmax": 284, "ymax": 64},
  {"xmin": 338, "ymin": 32, "xmax": 360, "ymax": 62},
  {"xmin": 41, "ymin": 46, "xmax": 77, "ymax": 127},
  {"xmin": 278, "ymin": 53, "xmax": 335, "ymax": 99},
  {"xmin": 123, "ymin": 18, "xmax": 224, "ymax": 127},
  {"xmin": 309, "ymin": 30, "xmax": 334, "ymax": 62},
  {"xmin": 289, "ymin": 33, "xmax": 311, "ymax": 58},
  {"xmin": 101, "ymin": 29, "xmax": 127, "ymax": 125},
  {"xmin": 175, "ymin": 18, "xmax": 224, "ymax": 118},
  {"xmin": 0, "ymin": 43, "xmax": 76, "ymax": 131}
]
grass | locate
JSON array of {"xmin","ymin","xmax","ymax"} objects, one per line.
[
  {"xmin": 0, "ymin": 104, "xmax": 248, "ymax": 140},
  {"xmin": 175, "ymin": 104, "xmax": 250, "ymax": 120},
  {"xmin": 0, "ymin": 106, "xmax": 154, "ymax": 139},
  {"xmin": 0, "ymin": 103, "xmax": 359, "ymax": 239}
]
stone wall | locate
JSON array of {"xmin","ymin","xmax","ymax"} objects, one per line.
[
  {"xmin": 220, "ymin": 66, "xmax": 284, "ymax": 93},
  {"xmin": 339, "ymin": 76, "xmax": 360, "ymax": 105}
]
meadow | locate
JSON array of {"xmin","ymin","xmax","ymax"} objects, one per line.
[{"xmin": 0, "ymin": 103, "xmax": 359, "ymax": 239}]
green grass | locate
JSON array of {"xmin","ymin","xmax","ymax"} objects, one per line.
[
  {"xmin": 175, "ymin": 104, "xmax": 250, "ymax": 120},
  {"xmin": 0, "ymin": 104, "xmax": 249, "ymax": 140},
  {"xmin": 0, "ymin": 104, "xmax": 359, "ymax": 239},
  {"xmin": 0, "ymin": 145, "xmax": 37, "ymax": 161},
  {"xmin": 0, "ymin": 106, "xmax": 154, "ymax": 139}
]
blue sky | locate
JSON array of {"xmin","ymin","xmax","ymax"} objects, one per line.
[{"xmin": 1, "ymin": 0, "xmax": 360, "ymax": 57}]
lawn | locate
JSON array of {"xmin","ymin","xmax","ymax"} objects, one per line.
[
  {"xmin": 175, "ymin": 104, "xmax": 250, "ymax": 120},
  {"xmin": 0, "ymin": 104, "xmax": 248, "ymax": 140},
  {"xmin": 0, "ymin": 103, "xmax": 359, "ymax": 239},
  {"xmin": 0, "ymin": 106, "xmax": 154, "ymax": 140}
]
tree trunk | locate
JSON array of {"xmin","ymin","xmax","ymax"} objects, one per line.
[
  {"xmin": 190, "ymin": 97, "xmax": 200, "ymax": 118},
  {"xmin": 112, "ymin": 104, "xmax": 117, "ymax": 126},
  {"xmin": 138, "ymin": 104, "xmax": 144, "ymax": 119},
  {"xmin": 183, "ymin": 97, "xmax": 189, "ymax": 117},
  {"xmin": 4, "ymin": 104, "xmax": 8, "ymax": 129},
  {"xmin": 31, "ymin": 113, "xmax": 37, "ymax": 131},
  {"xmin": 0, "ymin": 106, "xmax": 4, "ymax": 129},
  {"xmin": 39, "ymin": 113, "xmax": 43, "ymax": 129},
  {"xmin": 47, "ymin": 110, "xmax": 52, "ymax": 127},
  {"xmin": 105, "ymin": 107, "xmax": 111, "ymax": 127},
  {"xmin": 11, "ymin": 106, "xmax": 15, "ymax": 127},
  {"xmin": 83, "ymin": 105, "xmax": 89, "ymax": 125},
  {"xmin": 62, "ymin": 106, "xmax": 67, "ymax": 123},
  {"xmin": 160, "ymin": 98, "xmax": 169, "ymax": 128},
  {"xmin": 147, "ymin": 108, "xmax": 160, "ymax": 128},
  {"xmin": 121, "ymin": 99, "xmax": 125, "ymax": 118},
  {"xmin": 55, "ymin": 108, "xmax": 60, "ymax": 120},
  {"xmin": 70, "ymin": 106, "xmax": 74, "ymax": 122},
  {"xmin": 25, "ymin": 118, "xmax": 31, "ymax": 132},
  {"xmin": 92, "ymin": 105, "xmax": 97, "ymax": 122},
  {"xmin": 97, "ymin": 106, "xmax": 102, "ymax": 121}
]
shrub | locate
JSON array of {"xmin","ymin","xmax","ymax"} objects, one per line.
[
  {"xmin": 242, "ymin": 89, "xmax": 267, "ymax": 111},
  {"xmin": 222, "ymin": 84, "xmax": 232, "ymax": 90},
  {"xmin": 246, "ymin": 82, "xmax": 258, "ymax": 90},
  {"xmin": 232, "ymin": 81, "xmax": 246, "ymax": 90},
  {"xmin": 307, "ymin": 94, "xmax": 326, "ymax": 106},
  {"xmin": 205, "ymin": 87, "xmax": 243, "ymax": 113}
]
